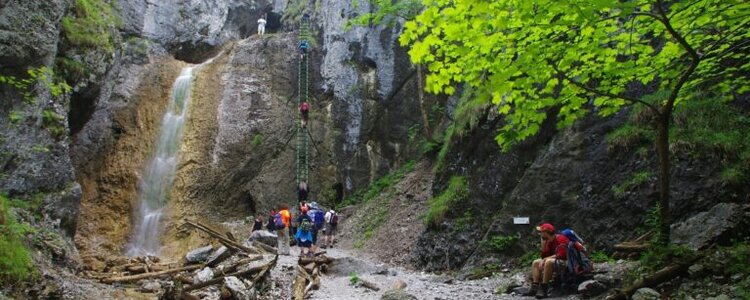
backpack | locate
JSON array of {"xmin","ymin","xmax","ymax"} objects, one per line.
[
  {"xmin": 557, "ymin": 241, "xmax": 593, "ymax": 292},
  {"xmin": 273, "ymin": 213, "xmax": 285, "ymax": 229},
  {"xmin": 312, "ymin": 210, "xmax": 325, "ymax": 227},
  {"xmin": 300, "ymin": 218, "xmax": 313, "ymax": 232},
  {"xmin": 330, "ymin": 212, "xmax": 338, "ymax": 225}
]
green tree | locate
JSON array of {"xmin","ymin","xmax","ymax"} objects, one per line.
[{"xmin": 400, "ymin": 0, "xmax": 750, "ymax": 244}]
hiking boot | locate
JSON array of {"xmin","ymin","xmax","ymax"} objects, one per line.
[
  {"xmin": 522, "ymin": 283, "xmax": 539, "ymax": 296},
  {"xmin": 535, "ymin": 283, "xmax": 548, "ymax": 299}
]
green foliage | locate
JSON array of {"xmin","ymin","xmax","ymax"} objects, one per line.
[
  {"xmin": 400, "ymin": 0, "xmax": 750, "ymax": 150},
  {"xmin": 348, "ymin": 272, "xmax": 360, "ymax": 285},
  {"xmin": 606, "ymin": 124, "xmax": 654, "ymax": 152},
  {"xmin": 345, "ymin": 0, "xmax": 422, "ymax": 30},
  {"xmin": 0, "ymin": 195, "xmax": 35, "ymax": 284},
  {"xmin": 724, "ymin": 242, "xmax": 750, "ymax": 276},
  {"xmin": 251, "ymin": 134, "xmax": 263, "ymax": 147},
  {"xmin": 55, "ymin": 57, "xmax": 89, "ymax": 83},
  {"xmin": 424, "ymin": 176, "xmax": 467, "ymax": 225},
  {"xmin": 589, "ymin": 251, "xmax": 614, "ymax": 263},
  {"xmin": 61, "ymin": 0, "xmax": 120, "ymax": 52},
  {"xmin": 638, "ymin": 244, "xmax": 696, "ymax": 273},
  {"xmin": 339, "ymin": 161, "xmax": 416, "ymax": 208},
  {"xmin": 518, "ymin": 251, "xmax": 538, "ymax": 266},
  {"xmin": 481, "ymin": 234, "xmax": 518, "ymax": 253},
  {"xmin": 453, "ymin": 210, "xmax": 473, "ymax": 231},
  {"xmin": 435, "ymin": 87, "xmax": 489, "ymax": 172},
  {"xmin": 42, "ymin": 109, "xmax": 66, "ymax": 139},
  {"xmin": 8, "ymin": 111, "xmax": 24, "ymax": 124},
  {"xmin": 612, "ymin": 171, "xmax": 652, "ymax": 199},
  {"xmin": 0, "ymin": 67, "xmax": 71, "ymax": 104}
]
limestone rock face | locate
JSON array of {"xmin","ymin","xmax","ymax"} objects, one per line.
[
  {"xmin": 671, "ymin": 203, "xmax": 750, "ymax": 250},
  {"xmin": 0, "ymin": 0, "xmax": 69, "ymax": 67}
]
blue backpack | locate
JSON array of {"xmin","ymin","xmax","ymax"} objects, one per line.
[
  {"xmin": 312, "ymin": 210, "xmax": 325, "ymax": 228},
  {"xmin": 557, "ymin": 229, "xmax": 593, "ymax": 291},
  {"xmin": 273, "ymin": 213, "xmax": 285, "ymax": 229}
]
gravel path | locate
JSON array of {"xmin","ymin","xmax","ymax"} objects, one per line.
[{"xmin": 265, "ymin": 245, "xmax": 579, "ymax": 300}]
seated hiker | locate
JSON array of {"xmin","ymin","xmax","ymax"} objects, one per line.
[
  {"xmin": 299, "ymin": 182, "xmax": 309, "ymax": 202},
  {"xmin": 523, "ymin": 223, "xmax": 570, "ymax": 299},
  {"xmin": 299, "ymin": 102, "xmax": 310, "ymax": 128},
  {"xmin": 266, "ymin": 210, "xmax": 277, "ymax": 231},
  {"xmin": 295, "ymin": 215, "xmax": 314, "ymax": 257},
  {"xmin": 252, "ymin": 215, "xmax": 263, "ymax": 233}
]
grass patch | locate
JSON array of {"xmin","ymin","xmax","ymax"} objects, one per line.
[
  {"xmin": 589, "ymin": 250, "xmax": 614, "ymax": 263},
  {"xmin": 251, "ymin": 134, "xmax": 263, "ymax": 147},
  {"xmin": 55, "ymin": 57, "xmax": 88, "ymax": 83},
  {"xmin": 606, "ymin": 124, "xmax": 654, "ymax": 151},
  {"xmin": 480, "ymin": 234, "xmax": 518, "ymax": 253},
  {"xmin": 611, "ymin": 171, "xmax": 652, "ymax": 199},
  {"xmin": 348, "ymin": 272, "xmax": 360, "ymax": 285},
  {"xmin": 338, "ymin": 160, "xmax": 416, "ymax": 209},
  {"xmin": 0, "ymin": 195, "xmax": 35, "ymax": 285},
  {"xmin": 638, "ymin": 244, "xmax": 696, "ymax": 274},
  {"xmin": 61, "ymin": 0, "xmax": 121, "ymax": 52},
  {"xmin": 518, "ymin": 251, "xmax": 538, "ymax": 266},
  {"xmin": 424, "ymin": 176, "xmax": 468, "ymax": 226}
]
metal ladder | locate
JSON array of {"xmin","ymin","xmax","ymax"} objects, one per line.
[{"xmin": 295, "ymin": 18, "xmax": 311, "ymax": 188}]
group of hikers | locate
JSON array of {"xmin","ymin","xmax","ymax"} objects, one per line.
[{"xmin": 251, "ymin": 200, "xmax": 338, "ymax": 258}]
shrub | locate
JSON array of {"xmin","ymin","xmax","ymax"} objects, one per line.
[
  {"xmin": 589, "ymin": 250, "xmax": 614, "ymax": 263},
  {"xmin": 0, "ymin": 195, "xmax": 35, "ymax": 284},
  {"xmin": 338, "ymin": 160, "xmax": 416, "ymax": 208},
  {"xmin": 251, "ymin": 134, "xmax": 263, "ymax": 147},
  {"xmin": 611, "ymin": 171, "xmax": 652, "ymax": 199},
  {"xmin": 481, "ymin": 234, "xmax": 518, "ymax": 253},
  {"xmin": 424, "ymin": 176, "xmax": 468, "ymax": 225}
]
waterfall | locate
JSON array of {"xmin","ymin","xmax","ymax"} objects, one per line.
[{"xmin": 128, "ymin": 67, "xmax": 194, "ymax": 256}]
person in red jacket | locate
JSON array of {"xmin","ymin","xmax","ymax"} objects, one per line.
[
  {"xmin": 299, "ymin": 102, "xmax": 310, "ymax": 128},
  {"xmin": 524, "ymin": 223, "xmax": 570, "ymax": 299}
]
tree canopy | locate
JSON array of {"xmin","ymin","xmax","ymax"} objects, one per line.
[{"xmin": 400, "ymin": 0, "xmax": 750, "ymax": 150}]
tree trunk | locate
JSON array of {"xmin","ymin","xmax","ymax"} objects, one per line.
[
  {"xmin": 416, "ymin": 65, "xmax": 434, "ymax": 142},
  {"xmin": 655, "ymin": 114, "xmax": 671, "ymax": 245}
]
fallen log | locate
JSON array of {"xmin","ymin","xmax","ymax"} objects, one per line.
[
  {"xmin": 605, "ymin": 257, "xmax": 700, "ymax": 300},
  {"xmin": 221, "ymin": 255, "xmax": 264, "ymax": 274},
  {"xmin": 102, "ymin": 264, "xmax": 203, "ymax": 283},
  {"xmin": 292, "ymin": 274, "xmax": 307, "ymax": 300},
  {"xmin": 613, "ymin": 243, "xmax": 651, "ymax": 252},
  {"xmin": 183, "ymin": 221, "xmax": 260, "ymax": 254},
  {"xmin": 252, "ymin": 241, "xmax": 277, "ymax": 254},
  {"xmin": 126, "ymin": 264, "xmax": 168, "ymax": 274},
  {"xmin": 183, "ymin": 256, "xmax": 277, "ymax": 292},
  {"xmin": 298, "ymin": 256, "xmax": 333, "ymax": 265}
]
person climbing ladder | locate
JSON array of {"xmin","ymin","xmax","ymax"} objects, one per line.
[
  {"xmin": 299, "ymin": 101, "xmax": 310, "ymax": 128},
  {"xmin": 257, "ymin": 15, "xmax": 266, "ymax": 35}
]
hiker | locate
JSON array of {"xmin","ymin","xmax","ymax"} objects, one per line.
[
  {"xmin": 299, "ymin": 101, "xmax": 310, "ymax": 128},
  {"xmin": 295, "ymin": 214, "xmax": 315, "ymax": 257},
  {"xmin": 323, "ymin": 209, "xmax": 338, "ymax": 248},
  {"xmin": 252, "ymin": 215, "xmax": 263, "ymax": 233},
  {"xmin": 302, "ymin": 13, "xmax": 310, "ymax": 21},
  {"xmin": 266, "ymin": 209, "xmax": 277, "ymax": 231},
  {"xmin": 276, "ymin": 205, "xmax": 291, "ymax": 255},
  {"xmin": 308, "ymin": 208, "xmax": 325, "ymax": 251},
  {"xmin": 558, "ymin": 229, "xmax": 592, "ymax": 292},
  {"xmin": 523, "ymin": 223, "xmax": 570, "ymax": 299},
  {"xmin": 299, "ymin": 182, "xmax": 309, "ymax": 202},
  {"xmin": 257, "ymin": 16, "xmax": 266, "ymax": 35},
  {"xmin": 299, "ymin": 40, "xmax": 309, "ymax": 58}
]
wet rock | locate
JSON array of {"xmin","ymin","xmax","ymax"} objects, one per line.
[
  {"xmin": 706, "ymin": 295, "xmax": 731, "ymax": 300},
  {"xmin": 578, "ymin": 280, "xmax": 607, "ymax": 297},
  {"xmin": 207, "ymin": 246, "xmax": 234, "ymax": 267},
  {"xmin": 688, "ymin": 264, "xmax": 705, "ymax": 278},
  {"xmin": 248, "ymin": 230, "xmax": 277, "ymax": 247},
  {"xmin": 195, "ymin": 267, "xmax": 214, "ymax": 284},
  {"xmin": 632, "ymin": 288, "xmax": 661, "ymax": 300},
  {"xmin": 186, "ymin": 245, "xmax": 214, "ymax": 263},
  {"xmin": 140, "ymin": 280, "xmax": 161, "ymax": 293},
  {"xmin": 0, "ymin": 0, "xmax": 69, "ymax": 67},
  {"xmin": 381, "ymin": 289, "xmax": 418, "ymax": 300},
  {"xmin": 671, "ymin": 203, "xmax": 750, "ymax": 250},
  {"xmin": 593, "ymin": 274, "xmax": 616, "ymax": 286},
  {"xmin": 224, "ymin": 276, "xmax": 254, "ymax": 300}
]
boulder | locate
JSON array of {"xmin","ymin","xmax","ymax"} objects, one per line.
[
  {"xmin": 392, "ymin": 279, "xmax": 407, "ymax": 290},
  {"xmin": 194, "ymin": 267, "xmax": 214, "ymax": 284},
  {"xmin": 706, "ymin": 295, "xmax": 731, "ymax": 300},
  {"xmin": 248, "ymin": 230, "xmax": 277, "ymax": 247},
  {"xmin": 224, "ymin": 276, "xmax": 254, "ymax": 300},
  {"xmin": 207, "ymin": 246, "xmax": 234, "ymax": 267},
  {"xmin": 140, "ymin": 280, "xmax": 162, "ymax": 293},
  {"xmin": 632, "ymin": 288, "xmax": 661, "ymax": 300},
  {"xmin": 671, "ymin": 203, "xmax": 750, "ymax": 250},
  {"xmin": 578, "ymin": 280, "xmax": 607, "ymax": 297},
  {"xmin": 186, "ymin": 245, "xmax": 214, "ymax": 263},
  {"xmin": 381, "ymin": 290, "xmax": 418, "ymax": 300}
]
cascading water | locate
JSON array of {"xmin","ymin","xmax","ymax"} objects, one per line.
[{"xmin": 128, "ymin": 67, "xmax": 194, "ymax": 256}]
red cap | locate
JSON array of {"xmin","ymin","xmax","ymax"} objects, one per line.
[{"xmin": 536, "ymin": 223, "xmax": 555, "ymax": 233}]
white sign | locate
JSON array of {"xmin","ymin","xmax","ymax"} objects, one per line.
[{"xmin": 513, "ymin": 217, "xmax": 530, "ymax": 225}]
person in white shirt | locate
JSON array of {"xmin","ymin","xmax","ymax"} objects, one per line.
[
  {"xmin": 257, "ymin": 16, "xmax": 267, "ymax": 35},
  {"xmin": 322, "ymin": 210, "xmax": 337, "ymax": 248}
]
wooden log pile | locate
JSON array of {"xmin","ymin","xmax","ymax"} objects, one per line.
[
  {"xmin": 292, "ymin": 254, "xmax": 334, "ymax": 300},
  {"xmin": 94, "ymin": 220, "xmax": 278, "ymax": 300},
  {"xmin": 612, "ymin": 231, "xmax": 653, "ymax": 259}
]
